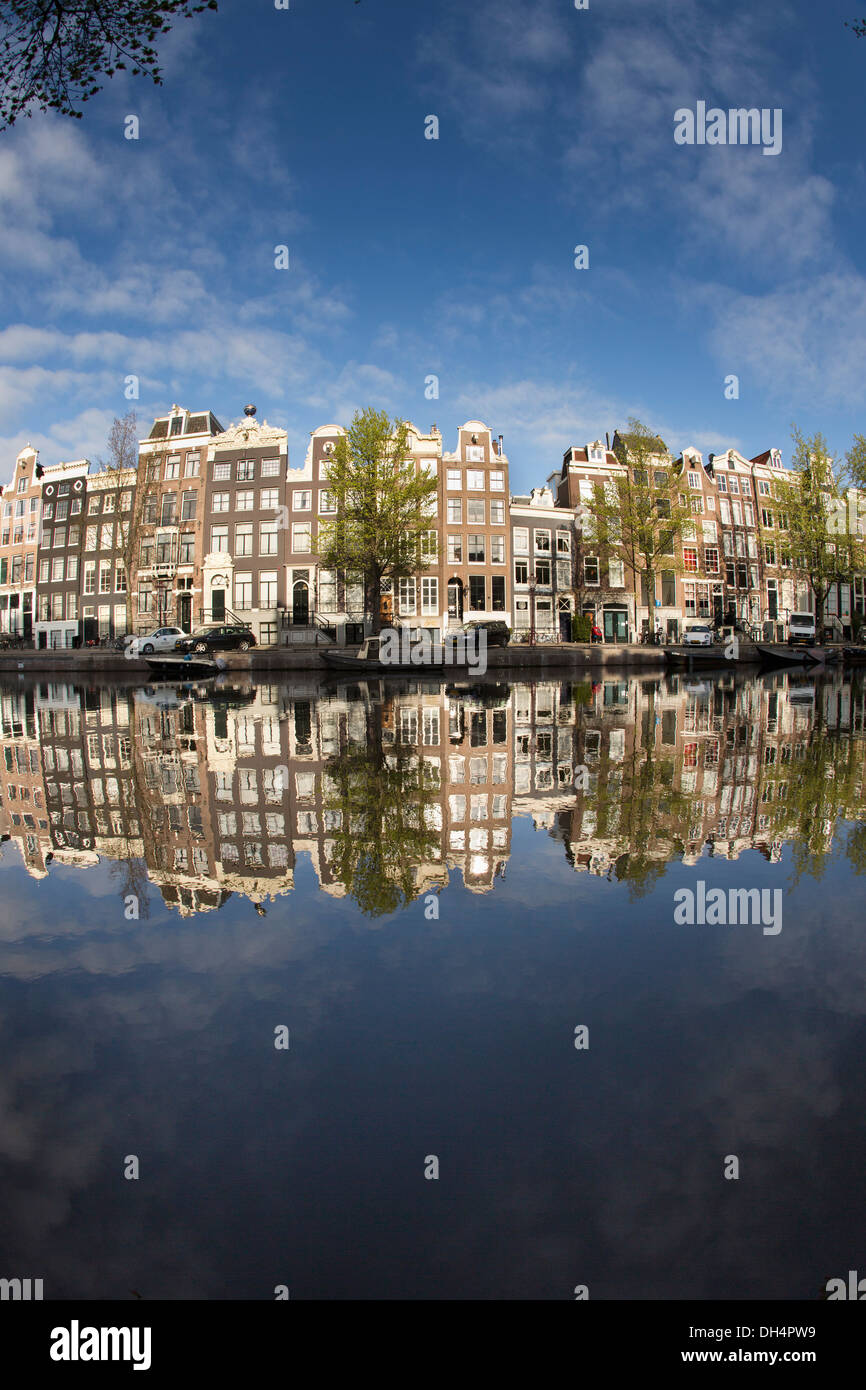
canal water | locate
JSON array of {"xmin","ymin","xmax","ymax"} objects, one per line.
[{"xmin": 1, "ymin": 669, "xmax": 864, "ymax": 1299}]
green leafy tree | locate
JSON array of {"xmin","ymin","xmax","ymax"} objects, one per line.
[
  {"xmin": 586, "ymin": 419, "xmax": 693, "ymax": 635},
  {"xmin": 0, "ymin": 0, "xmax": 218, "ymax": 130},
  {"xmin": 316, "ymin": 408, "xmax": 439, "ymax": 635},
  {"xmin": 771, "ymin": 428, "xmax": 866, "ymax": 633}
]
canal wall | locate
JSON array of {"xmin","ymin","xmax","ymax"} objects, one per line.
[{"xmin": 0, "ymin": 643, "xmax": 669, "ymax": 677}]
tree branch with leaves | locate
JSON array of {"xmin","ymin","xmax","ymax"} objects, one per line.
[{"xmin": 0, "ymin": 0, "xmax": 218, "ymax": 129}]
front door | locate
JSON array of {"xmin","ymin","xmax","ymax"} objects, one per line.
[
  {"xmin": 293, "ymin": 581, "xmax": 309, "ymax": 625},
  {"xmin": 379, "ymin": 591, "xmax": 393, "ymax": 626},
  {"xmin": 177, "ymin": 593, "xmax": 191, "ymax": 630},
  {"xmin": 604, "ymin": 610, "xmax": 628, "ymax": 643},
  {"xmin": 448, "ymin": 580, "xmax": 463, "ymax": 623},
  {"xmin": 212, "ymin": 588, "xmax": 226, "ymax": 622}
]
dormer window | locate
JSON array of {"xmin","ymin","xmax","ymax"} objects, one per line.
[
  {"xmin": 170, "ymin": 415, "xmax": 184, "ymax": 437},
  {"xmin": 588, "ymin": 445, "xmax": 604, "ymax": 463}
]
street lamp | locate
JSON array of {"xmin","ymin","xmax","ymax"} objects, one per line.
[{"xmin": 529, "ymin": 574, "xmax": 537, "ymax": 646}]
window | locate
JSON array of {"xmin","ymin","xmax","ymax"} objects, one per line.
[
  {"xmin": 320, "ymin": 489, "xmax": 336, "ymax": 513},
  {"xmin": 260, "ymin": 488, "xmax": 279, "ymax": 512},
  {"xmin": 688, "ymin": 471, "xmax": 701, "ymax": 489},
  {"xmin": 54, "ymin": 527, "xmax": 66, "ymax": 548},
  {"xmin": 490, "ymin": 499, "xmax": 505, "ymax": 524},
  {"xmin": 237, "ymin": 460, "xmax": 255, "ymax": 481},
  {"xmin": 67, "ymin": 592, "xmax": 78, "ymax": 621},
  {"xmin": 160, "ymin": 495, "xmax": 176, "ymax": 526},
  {"xmin": 100, "ymin": 523, "xmax": 114, "ymax": 550},
  {"xmin": 38, "ymin": 559, "xmax": 49, "ymax": 583},
  {"xmin": 211, "ymin": 526, "xmax": 229, "ymax": 553},
  {"xmin": 489, "ymin": 470, "xmax": 504, "ymax": 491},
  {"xmin": 704, "ymin": 547, "xmax": 719, "ymax": 573},
  {"xmin": 116, "ymin": 564, "xmax": 126, "ymax": 592},
  {"xmin": 683, "ymin": 547, "xmax": 698, "ymax": 572},
  {"xmin": 399, "ymin": 577, "xmax": 416, "ymax": 615},
  {"xmin": 720, "ymin": 499, "xmax": 731, "ymax": 524},
  {"xmin": 184, "ymin": 452, "xmax": 200, "ymax": 477},
  {"xmin": 235, "ymin": 523, "xmax": 253, "ymax": 556},
  {"xmin": 535, "ymin": 530, "xmax": 551, "ymax": 553},
  {"xmin": 165, "ymin": 457, "xmax": 180, "ymax": 479},
  {"xmin": 447, "ymin": 498, "xmax": 462, "ymax": 524},
  {"xmin": 447, "ymin": 469, "xmax": 461, "ymax": 490},
  {"xmin": 468, "ymin": 534, "xmax": 485, "ymax": 562},
  {"xmin": 728, "ymin": 475, "xmax": 739, "ymax": 494},
  {"xmin": 421, "ymin": 577, "xmax": 439, "ymax": 615},
  {"xmin": 513, "ymin": 527, "xmax": 529, "ymax": 554},
  {"xmin": 99, "ymin": 562, "xmax": 112, "ymax": 594},
  {"xmin": 732, "ymin": 501, "xmax": 743, "ymax": 525},
  {"xmin": 179, "ymin": 533, "xmax": 195, "ymax": 564},
  {"xmin": 608, "ymin": 559, "xmax": 625, "ymax": 587},
  {"xmin": 88, "ymin": 495, "xmax": 101, "ymax": 514},
  {"xmin": 212, "ymin": 492, "xmax": 229, "ymax": 512},
  {"xmin": 467, "ymin": 470, "xmax": 484, "ymax": 490},
  {"xmin": 235, "ymin": 573, "xmax": 252, "ymax": 608},
  {"xmin": 293, "ymin": 490, "xmax": 311, "ymax": 510},
  {"xmin": 420, "ymin": 529, "xmax": 438, "ymax": 562},
  {"xmin": 490, "ymin": 535, "xmax": 505, "ymax": 563},
  {"xmin": 716, "ymin": 475, "xmax": 727, "ymax": 493},
  {"xmin": 261, "ymin": 458, "xmax": 280, "ymax": 477},
  {"xmin": 292, "ymin": 523, "xmax": 312, "ymax": 552},
  {"xmin": 584, "ymin": 557, "xmax": 599, "ymax": 586},
  {"xmin": 535, "ymin": 558, "xmax": 551, "ymax": 585},
  {"xmin": 761, "ymin": 508, "xmax": 774, "ymax": 528},
  {"xmin": 556, "ymin": 530, "xmax": 571, "ymax": 554},
  {"xmin": 85, "ymin": 526, "xmax": 97, "ymax": 550},
  {"xmin": 758, "ymin": 480, "xmax": 771, "ymax": 496},
  {"xmin": 42, "ymin": 503, "xmax": 54, "ymax": 521},
  {"xmin": 743, "ymin": 501, "xmax": 754, "ymax": 527},
  {"xmin": 469, "ymin": 576, "xmax": 485, "ymax": 610},
  {"xmin": 515, "ymin": 560, "xmax": 528, "ymax": 584},
  {"xmin": 260, "ymin": 521, "xmax": 278, "ymax": 555},
  {"xmin": 51, "ymin": 556, "xmax": 64, "ymax": 582},
  {"xmin": 765, "ymin": 544, "xmax": 776, "ymax": 565},
  {"xmin": 260, "ymin": 571, "xmax": 278, "ymax": 607},
  {"xmin": 72, "ymin": 497, "xmax": 84, "ymax": 514},
  {"xmin": 237, "ymin": 490, "xmax": 254, "ymax": 511},
  {"xmin": 83, "ymin": 562, "xmax": 96, "ymax": 595},
  {"xmin": 467, "ymin": 499, "xmax": 485, "ymax": 525},
  {"xmin": 691, "ymin": 496, "xmax": 703, "ymax": 514},
  {"xmin": 180, "ymin": 491, "xmax": 196, "ymax": 521},
  {"xmin": 213, "ymin": 462, "xmax": 231, "ymax": 482},
  {"xmin": 155, "ymin": 531, "xmax": 174, "ymax": 564}
]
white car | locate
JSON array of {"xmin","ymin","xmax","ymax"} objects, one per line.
[
  {"xmin": 683, "ymin": 623, "xmax": 713, "ymax": 647},
  {"xmin": 129, "ymin": 626, "xmax": 187, "ymax": 656}
]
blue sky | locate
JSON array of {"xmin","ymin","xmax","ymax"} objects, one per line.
[{"xmin": 0, "ymin": 0, "xmax": 864, "ymax": 492}]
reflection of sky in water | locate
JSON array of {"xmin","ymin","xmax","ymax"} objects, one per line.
[{"xmin": 1, "ymin": 672, "xmax": 865, "ymax": 1299}]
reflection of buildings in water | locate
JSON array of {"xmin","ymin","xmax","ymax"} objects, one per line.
[{"xmin": 1, "ymin": 675, "xmax": 865, "ymax": 911}]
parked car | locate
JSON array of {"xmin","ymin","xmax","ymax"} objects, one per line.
[
  {"xmin": 683, "ymin": 623, "xmax": 713, "ymax": 647},
  {"xmin": 174, "ymin": 624, "xmax": 257, "ymax": 653},
  {"xmin": 128, "ymin": 626, "xmax": 188, "ymax": 656},
  {"xmin": 788, "ymin": 612, "xmax": 816, "ymax": 646},
  {"xmin": 462, "ymin": 619, "xmax": 511, "ymax": 647}
]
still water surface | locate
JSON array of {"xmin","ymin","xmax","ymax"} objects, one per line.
[{"xmin": 1, "ymin": 669, "xmax": 865, "ymax": 1299}]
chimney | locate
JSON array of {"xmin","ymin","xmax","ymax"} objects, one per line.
[
  {"xmin": 498, "ymin": 434, "xmax": 504, "ymax": 456},
  {"xmin": 605, "ymin": 432, "xmax": 610, "ymax": 450}
]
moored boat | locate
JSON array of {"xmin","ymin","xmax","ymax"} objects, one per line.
[
  {"xmin": 144, "ymin": 653, "xmax": 224, "ymax": 679},
  {"xmin": 753, "ymin": 642, "xmax": 818, "ymax": 668},
  {"xmin": 320, "ymin": 634, "xmax": 475, "ymax": 673}
]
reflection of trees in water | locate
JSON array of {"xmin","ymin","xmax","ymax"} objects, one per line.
[{"xmin": 323, "ymin": 703, "xmax": 442, "ymax": 917}]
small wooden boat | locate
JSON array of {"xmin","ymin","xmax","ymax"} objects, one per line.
[
  {"xmin": 144, "ymin": 653, "xmax": 224, "ymax": 679},
  {"xmin": 840, "ymin": 645, "xmax": 866, "ymax": 666},
  {"xmin": 320, "ymin": 634, "xmax": 474, "ymax": 673},
  {"xmin": 753, "ymin": 642, "xmax": 818, "ymax": 668}
]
